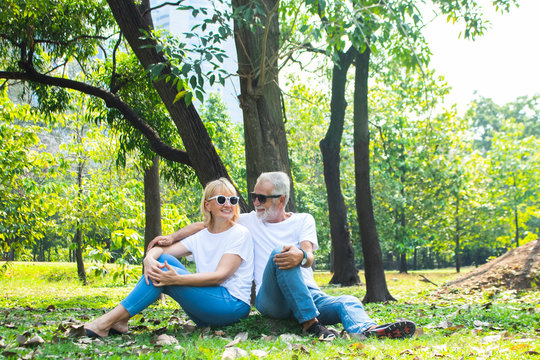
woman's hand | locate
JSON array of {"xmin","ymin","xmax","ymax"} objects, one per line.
[
  {"xmin": 143, "ymin": 256, "xmax": 161, "ymax": 285},
  {"xmin": 148, "ymin": 261, "xmax": 181, "ymax": 287}
]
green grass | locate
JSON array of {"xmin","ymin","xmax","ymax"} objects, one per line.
[{"xmin": 0, "ymin": 262, "xmax": 538, "ymax": 359}]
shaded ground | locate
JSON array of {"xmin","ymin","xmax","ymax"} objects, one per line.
[{"xmin": 442, "ymin": 239, "xmax": 540, "ymax": 291}]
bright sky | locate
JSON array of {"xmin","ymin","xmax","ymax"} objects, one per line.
[{"xmin": 422, "ymin": 0, "xmax": 540, "ymax": 113}]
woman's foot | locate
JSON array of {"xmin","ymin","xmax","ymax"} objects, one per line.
[
  {"xmin": 84, "ymin": 321, "xmax": 109, "ymax": 338},
  {"xmin": 109, "ymin": 320, "xmax": 129, "ymax": 335}
]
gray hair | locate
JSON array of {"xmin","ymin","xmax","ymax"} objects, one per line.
[{"xmin": 256, "ymin": 171, "xmax": 290, "ymax": 207}]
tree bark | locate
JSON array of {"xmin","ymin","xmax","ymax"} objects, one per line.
[
  {"xmin": 144, "ymin": 156, "xmax": 162, "ymax": 252},
  {"xmin": 320, "ymin": 47, "xmax": 360, "ymax": 286},
  {"xmin": 232, "ymin": 0, "xmax": 295, "ymax": 210},
  {"xmin": 74, "ymin": 157, "xmax": 87, "ymax": 285},
  {"xmin": 399, "ymin": 253, "xmax": 407, "ymax": 274},
  {"xmin": 455, "ymin": 194, "xmax": 461, "ymax": 273},
  {"xmin": 353, "ymin": 47, "xmax": 395, "ymax": 303}
]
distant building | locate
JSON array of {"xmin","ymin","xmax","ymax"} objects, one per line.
[{"xmin": 150, "ymin": 0, "xmax": 242, "ymax": 122}]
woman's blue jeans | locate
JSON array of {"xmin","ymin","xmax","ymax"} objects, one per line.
[
  {"xmin": 120, "ymin": 254, "xmax": 250, "ymax": 327},
  {"xmin": 254, "ymin": 247, "xmax": 377, "ymax": 334}
]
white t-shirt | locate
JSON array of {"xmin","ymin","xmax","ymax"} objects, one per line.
[
  {"xmin": 182, "ymin": 224, "xmax": 254, "ymax": 305},
  {"xmin": 238, "ymin": 211, "xmax": 319, "ymax": 293}
]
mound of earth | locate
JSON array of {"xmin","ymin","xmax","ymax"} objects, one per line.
[{"xmin": 442, "ymin": 239, "xmax": 540, "ymax": 291}]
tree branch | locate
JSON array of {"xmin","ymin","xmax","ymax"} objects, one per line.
[{"xmin": 0, "ymin": 65, "xmax": 191, "ymax": 166}]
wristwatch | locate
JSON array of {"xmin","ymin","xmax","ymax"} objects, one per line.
[{"xmin": 300, "ymin": 249, "xmax": 308, "ymax": 266}]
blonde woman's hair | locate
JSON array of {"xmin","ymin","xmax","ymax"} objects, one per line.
[{"xmin": 200, "ymin": 177, "xmax": 240, "ymax": 226}]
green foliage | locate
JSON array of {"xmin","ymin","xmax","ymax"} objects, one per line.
[
  {"xmin": 0, "ymin": 91, "xmax": 67, "ymax": 258},
  {"xmin": 141, "ymin": 1, "xmax": 233, "ymax": 106}
]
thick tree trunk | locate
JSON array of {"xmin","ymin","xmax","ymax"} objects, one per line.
[
  {"xmin": 232, "ymin": 0, "xmax": 295, "ymax": 210},
  {"xmin": 353, "ymin": 47, "xmax": 395, "ymax": 303},
  {"xmin": 144, "ymin": 156, "xmax": 162, "ymax": 252},
  {"xmin": 107, "ymin": 0, "xmax": 232, "ymax": 188},
  {"xmin": 320, "ymin": 47, "xmax": 360, "ymax": 286}
]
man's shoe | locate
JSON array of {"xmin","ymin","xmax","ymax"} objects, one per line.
[
  {"xmin": 362, "ymin": 320, "xmax": 416, "ymax": 339},
  {"xmin": 304, "ymin": 321, "xmax": 337, "ymax": 341}
]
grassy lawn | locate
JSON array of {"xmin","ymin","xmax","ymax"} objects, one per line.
[{"xmin": 0, "ymin": 261, "xmax": 538, "ymax": 359}]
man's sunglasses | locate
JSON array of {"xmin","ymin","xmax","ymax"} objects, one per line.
[
  {"xmin": 208, "ymin": 195, "xmax": 239, "ymax": 206},
  {"xmin": 250, "ymin": 193, "xmax": 282, "ymax": 204}
]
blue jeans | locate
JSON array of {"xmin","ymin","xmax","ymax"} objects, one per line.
[
  {"xmin": 255, "ymin": 248, "xmax": 377, "ymax": 333},
  {"xmin": 120, "ymin": 254, "xmax": 250, "ymax": 327}
]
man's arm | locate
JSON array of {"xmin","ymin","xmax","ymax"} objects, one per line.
[
  {"xmin": 273, "ymin": 241, "xmax": 314, "ymax": 270},
  {"xmin": 147, "ymin": 222, "xmax": 205, "ymax": 250}
]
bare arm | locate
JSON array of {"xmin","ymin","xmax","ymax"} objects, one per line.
[
  {"xmin": 147, "ymin": 253, "xmax": 242, "ymax": 287},
  {"xmin": 273, "ymin": 240, "xmax": 314, "ymax": 270},
  {"xmin": 147, "ymin": 222, "xmax": 205, "ymax": 250}
]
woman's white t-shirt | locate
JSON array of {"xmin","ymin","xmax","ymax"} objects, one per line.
[{"xmin": 181, "ymin": 224, "xmax": 254, "ymax": 305}]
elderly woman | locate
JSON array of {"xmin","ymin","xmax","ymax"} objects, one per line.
[{"xmin": 84, "ymin": 178, "xmax": 253, "ymax": 338}]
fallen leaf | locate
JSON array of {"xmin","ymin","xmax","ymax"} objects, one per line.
[
  {"xmin": 250, "ymin": 349, "xmax": 268, "ymax": 357},
  {"xmin": 279, "ymin": 333, "xmax": 303, "ymax": 343},
  {"xmin": 67, "ymin": 324, "xmax": 86, "ymax": 338},
  {"xmin": 16, "ymin": 334, "xmax": 27, "ymax": 346},
  {"xmin": 24, "ymin": 335, "xmax": 45, "ymax": 347},
  {"xmin": 156, "ymin": 334, "xmax": 178, "ymax": 345},
  {"xmin": 222, "ymin": 347, "xmax": 248, "ymax": 359},
  {"xmin": 481, "ymin": 334, "xmax": 502, "ymax": 343}
]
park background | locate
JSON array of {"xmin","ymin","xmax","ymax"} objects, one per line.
[{"xmin": 0, "ymin": 0, "xmax": 539, "ymax": 358}]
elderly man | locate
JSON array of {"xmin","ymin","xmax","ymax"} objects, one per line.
[{"xmin": 151, "ymin": 172, "xmax": 415, "ymax": 340}]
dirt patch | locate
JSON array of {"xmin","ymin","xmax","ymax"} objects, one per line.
[{"xmin": 441, "ymin": 239, "xmax": 540, "ymax": 291}]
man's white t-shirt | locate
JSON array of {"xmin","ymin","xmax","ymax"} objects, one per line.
[
  {"xmin": 238, "ymin": 211, "xmax": 319, "ymax": 293},
  {"xmin": 182, "ymin": 224, "xmax": 254, "ymax": 305}
]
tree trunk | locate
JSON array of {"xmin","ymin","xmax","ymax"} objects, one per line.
[
  {"xmin": 513, "ymin": 176, "xmax": 519, "ymax": 248},
  {"xmin": 399, "ymin": 253, "xmax": 407, "ymax": 274},
  {"xmin": 413, "ymin": 247, "xmax": 417, "ymax": 270},
  {"xmin": 107, "ymin": 0, "xmax": 234, "ymax": 189},
  {"xmin": 353, "ymin": 47, "xmax": 395, "ymax": 303},
  {"xmin": 320, "ymin": 47, "xmax": 360, "ymax": 286},
  {"xmin": 144, "ymin": 156, "xmax": 162, "ymax": 252},
  {"xmin": 74, "ymin": 159, "xmax": 87, "ymax": 284},
  {"xmin": 74, "ymin": 225, "xmax": 87, "ymax": 284},
  {"xmin": 455, "ymin": 194, "xmax": 461, "ymax": 273},
  {"xmin": 232, "ymin": 0, "xmax": 295, "ymax": 210}
]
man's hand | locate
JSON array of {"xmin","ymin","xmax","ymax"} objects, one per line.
[
  {"xmin": 147, "ymin": 235, "xmax": 173, "ymax": 250},
  {"xmin": 273, "ymin": 244, "xmax": 304, "ymax": 270}
]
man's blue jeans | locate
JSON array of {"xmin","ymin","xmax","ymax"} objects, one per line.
[
  {"xmin": 255, "ymin": 247, "xmax": 377, "ymax": 334},
  {"xmin": 120, "ymin": 254, "xmax": 250, "ymax": 327}
]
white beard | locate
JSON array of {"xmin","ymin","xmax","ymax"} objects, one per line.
[{"xmin": 256, "ymin": 203, "xmax": 279, "ymax": 223}]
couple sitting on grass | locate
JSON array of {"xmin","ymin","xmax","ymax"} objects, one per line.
[{"xmin": 85, "ymin": 172, "xmax": 416, "ymax": 341}]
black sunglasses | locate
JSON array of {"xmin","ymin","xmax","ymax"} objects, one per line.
[
  {"xmin": 208, "ymin": 195, "xmax": 239, "ymax": 206},
  {"xmin": 250, "ymin": 192, "xmax": 282, "ymax": 204}
]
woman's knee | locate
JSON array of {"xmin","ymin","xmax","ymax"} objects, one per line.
[{"xmin": 158, "ymin": 253, "xmax": 177, "ymax": 265}]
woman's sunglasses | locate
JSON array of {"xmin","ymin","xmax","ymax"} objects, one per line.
[
  {"xmin": 208, "ymin": 195, "xmax": 239, "ymax": 206},
  {"xmin": 249, "ymin": 193, "xmax": 282, "ymax": 204}
]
